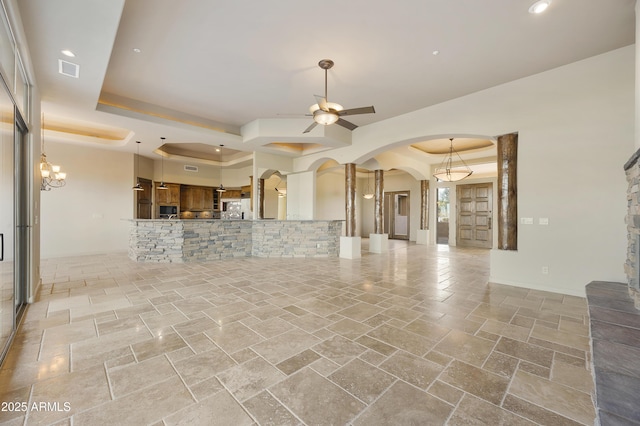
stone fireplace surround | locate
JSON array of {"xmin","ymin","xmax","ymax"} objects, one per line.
[
  {"xmin": 625, "ymin": 147, "xmax": 640, "ymax": 308},
  {"xmin": 583, "ymin": 148, "xmax": 640, "ymax": 424}
]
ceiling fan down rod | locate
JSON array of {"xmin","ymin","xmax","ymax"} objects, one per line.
[{"xmin": 318, "ymin": 59, "xmax": 334, "ymax": 102}]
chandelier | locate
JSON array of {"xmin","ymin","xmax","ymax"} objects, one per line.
[
  {"xmin": 40, "ymin": 115, "xmax": 66, "ymax": 191},
  {"xmin": 433, "ymin": 138, "xmax": 473, "ymax": 182}
]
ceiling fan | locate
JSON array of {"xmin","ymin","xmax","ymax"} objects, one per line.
[{"xmin": 303, "ymin": 59, "xmax": 375, "ymax": 134}]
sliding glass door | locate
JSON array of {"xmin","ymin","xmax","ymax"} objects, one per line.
[{"xmin": 0, "ymin": 76, "xmax": 15, "ymax": 360}]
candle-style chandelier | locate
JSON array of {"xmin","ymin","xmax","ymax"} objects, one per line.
[{"xmin": 40, "ymin": 115, "xmax": 67, "ymax": 191}]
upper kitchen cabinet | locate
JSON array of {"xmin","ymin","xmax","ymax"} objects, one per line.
[
  {"xmin": 220, "ymin": 189, "xmax": 242, "ymax": 199},
  {"xmin": 155, "ymin": 183, "xmax": 180, "ymax": 205},
  {"xmin": 181, "ymin": 185, "xmax": 214, "ymax": 211}
]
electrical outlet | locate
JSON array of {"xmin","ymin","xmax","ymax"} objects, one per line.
[{"xmin": 542, "ymin": 266, "xmax": 549, "ymax": 274}]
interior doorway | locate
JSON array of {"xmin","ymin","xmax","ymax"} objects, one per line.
[
  {"xmin": 456, "ymin": 183, "xmax": 493, "ymax": 248},
  {"xmin": 383, "ymin": 191, "xmax": 410, "ymax": 240},
  {"xmin": 436, "ymin": 187, "xmax": 450, "ymax": 244},
  {"xmin": 136, "ymin": 178, "xmax": 153, "ymax": 219}
]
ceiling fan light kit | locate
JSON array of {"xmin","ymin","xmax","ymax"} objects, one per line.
[
  {"xmin": 303, "ymin": 59, "xmax": 375, "ymax": 133},
  {"xmin": 528, "ymin": 0, "xmax": 551, "ymax": 14}
]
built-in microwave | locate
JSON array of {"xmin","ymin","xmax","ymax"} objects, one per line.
[{"xmin": 159, "ymin": 205, "xmax": 178, "ymax": 216}]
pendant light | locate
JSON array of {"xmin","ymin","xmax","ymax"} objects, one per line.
[
  {"xmin": 157, "ymin": 137, "xmax": 168, "ymax": 190},
  {"xmin": 216, "ymin": 145, "xmax": 226, "ymax": 193},
  {"xmin": 133, "ymin": 141, "xmax": 144, "ymax": 191},
  {"xmin": 363, "ymin": 170, "xmax": 374, "ymax": 199},
  {"xmin": 433, "ymin": 138, "xmax": 473, "ymax": 182}
]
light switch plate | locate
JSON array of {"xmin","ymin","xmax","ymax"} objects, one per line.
[
  {"xmin": 521, "ymin": 217, "xmax": 533, "ymax": 225},
  {"xmin": 539, "ymin": 218, "xmax": 549, "ymax": 225}
]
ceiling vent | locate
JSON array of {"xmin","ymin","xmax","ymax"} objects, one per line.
[
  {"xmin": 184, "ymin": 165, "xmax": 198, "ymax": 172},
  {"xmin": 58, "ymin": 59, "xmax": 79, "ymax": 78}
]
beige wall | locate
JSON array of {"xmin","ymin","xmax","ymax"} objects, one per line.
[{"xmin": 40, "ymin": 143, "xmax": 133, "ymax": 258}]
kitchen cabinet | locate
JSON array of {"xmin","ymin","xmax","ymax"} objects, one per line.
[
  {"xmin": 181, "ymin": 185, "xmax": 214, "ymax": 211},
  {"xmin": 220, "ymin": 189, "xmax": 241, "ymax": 199},
  {"xmin": 155, "ymin": 183, "xmax": 180, "ymax": 205}
]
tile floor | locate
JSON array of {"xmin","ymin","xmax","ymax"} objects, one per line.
[{"xmin": 0, "ymin": 241, "xmax": 596, "ymax": 425}]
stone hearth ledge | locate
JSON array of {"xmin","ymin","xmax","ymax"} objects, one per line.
[
  {"xmin": 586, "ymin": 281, "xmax": 640, "ymax": 425},
  {"xmin": 128, "ymin": 219, "xmax": 343, "ymax": 262}
]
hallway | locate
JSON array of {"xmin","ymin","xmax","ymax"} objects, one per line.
[{"xmin": 0, "ymin": 243, "xmax": 594, "ymax": 425}]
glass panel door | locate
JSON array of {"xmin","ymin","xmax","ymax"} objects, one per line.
[
  {"xmin": 437, "ymin": 187, "xmax": 450, "ymax": 244},
  {"xmin": 393, "ymin": 193, "xmax": 409, "ymax": 239},
  {"xmin": 15, "ymin": 114, "xmax": 28, "ymax": 315},
  {"xmin": 0, "ymin": 76, "xmax": 15, "ymax": 360}
]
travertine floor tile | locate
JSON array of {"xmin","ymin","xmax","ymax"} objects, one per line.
[
  {"xmin": 353, "ymin": 381, "xmax": 453, "ymax": 425},
  {"xmin": 509, "ymin": 370, "xmax": 596, "ymax": 424},
  {"xmin": 451, "ymin": 394, "xmax": 538, "ymax": 425},
  {"xmin": 270, "ymin": 368, "xmax": 365, "ymax": 425},
  {"xmin": 107, "ymin": 354, "xmax": 177, "ymax": 398},
  {"xmin": 216, "ymin": 356, "xmax": 286, "ymax": 401},
  {"xmin": 1, "ymin": 244, "xmax": 598, "ymax": 425},
  {"xmin": 433, "ymin": 329, "xmax": 495, "ymax": 366},
  {"xmin": 74, "ymin": 376, "xmax": 194, "ymax": 425},
  {"xmin": 329, "ymin": 358, "xmax": 395, "ymax": 403},
  {"xmin": 440, "ymin": 359, "xmax": 510, "ymax": 405}
]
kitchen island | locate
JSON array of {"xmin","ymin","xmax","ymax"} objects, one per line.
[{"xmin": 129, "ymin": 219, "xmax": 342, "ymax": 262}]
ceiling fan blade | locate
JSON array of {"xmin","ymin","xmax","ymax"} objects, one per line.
[
  {"xmin": 336, "ymin": 118, "xmax": 358, "ymax": 131},
  {"xmin": 314, "ymin": 95, "xmax": 329, "ymax": 111},
  {"xmin": 338, "ymin": 106, "xmax": 376, "ymax": 116},
  {"xmin": 303, "ymin": 122, "xmax": 318, "ymax": 133}
]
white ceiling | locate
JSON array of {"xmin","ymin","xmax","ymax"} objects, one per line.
[{"xmin": 16, "ymin": 0, "xmax": 636, "ymax": 168}]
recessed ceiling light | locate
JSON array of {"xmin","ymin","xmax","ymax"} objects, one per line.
[
  {"xmin": 432, "ymin": 50, "xmax": 440, "ymax": 56},
  {"xmin": 61, "ymin": 49, "xmax": 75, "ymax": 57},
  {"xmin": 132, "ymin": 48, "xmax": 141, "ymax": 53},
  {"xmin": 528, "ymin": 0, "xmax": 551, "ymax": 14}
]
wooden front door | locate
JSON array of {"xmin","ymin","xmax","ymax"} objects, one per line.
[
  {"xmin": 136, "ymin": 178, "xmax": 152, "ymax": 219},
  {"xmin": 456, "ymin": 183, "xmax": 492, "ymax": 248}
]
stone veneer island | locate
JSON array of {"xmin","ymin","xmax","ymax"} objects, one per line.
[{"xmin": 129, "ymin": 219, "xmax": 343, "ymax": 262}]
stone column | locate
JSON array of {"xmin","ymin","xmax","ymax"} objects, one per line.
[
  {"xmin": 497, "ymin": 132, "xmax": 518, "ymax": 250},
  {"xmin": 257, "ymin": 178, "xmax": 265, "ymax": 219},
  {"xmin": 340, "ymin": 163, "xmax": 361, "ymax": 258},
  {"xmin": 370, "ymin": 169, "xmax": 388, "ymax": 253},
  {"xmin": 417, "ymin": 179, "xmax": 430, "ymax": 245},
  {"xmin": 374, "ymin": 170, "xmax": 384, "ymax": 234},
  {"xmin": 345, "ymin": 163, "xmax": 356, "ymax": 237}
]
